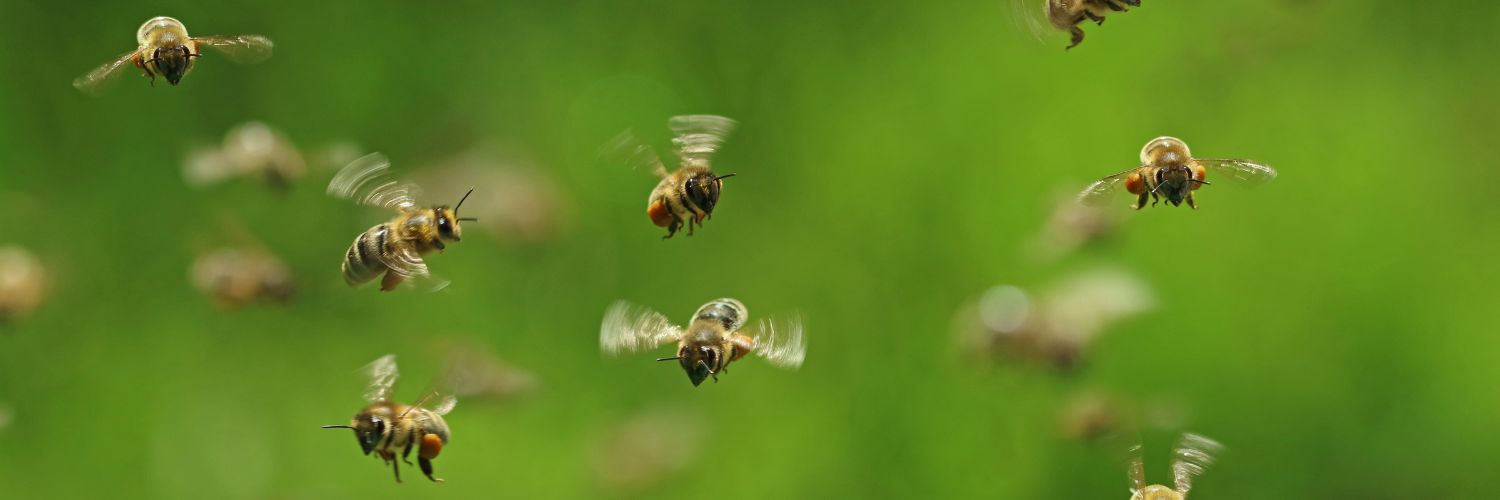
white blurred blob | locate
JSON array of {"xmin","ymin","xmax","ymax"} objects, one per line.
[
  {"xmin": 957, "ymin": 267, "xmax": 1154, "ymax": 370},
  {"xmin": 412, "ymin": 150, "xmax": 572, "ymax": 247},
  {"xmin": 311, "ymin": 140, "xmax": 367, "ymax": 173},
  {"xmin": 590, "ymin": 408, "xmax": 705, "ymax": 493},
  {"xmin": 183, "ymin": 121, "xmax": 306, "ymax": 190},
  {"xmin": 0, "ymin": 403, "xmax": 13, "ymax": 431},
  {"xmin": 1029, "ymin": 196, "xmax": 1119, "ymax": 260},
  {"xmin": 440, "ymin": 342, "xmax": 539, "ymax": 402},
  {"xmin": 190, "ymin": 247, "xmax": 295, "ymax": 309},
  {"xmin": 0, "ymin": 246, "xmax": 48, "ymax": 322}
]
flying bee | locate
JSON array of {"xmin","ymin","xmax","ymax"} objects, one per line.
[
  {"xmin": 73, "ymin": 16, "xmax": 273, "ymax": 96},
  {"xmin": 190, "ymin": 247, "xmax": 296, "ymax": 308},
  {"xmin": 601, "ymin": 298, "xmax": 805, "ymax": 386},
  {"xmin": 1078, "ymin": 136, "xmax": 1277, "ymax": 210},
  {"xmin": 607, "ymin": 115, "xmax": 738, "ymax": 238},
  {"xmin": 0, "ymin": 246, "xmax": 48, "ymax": 323},
  {"xmin": 327, "ymin": 153, "xmax": 476, "ymax": 292},
  {"xmin": 955, "ymin": 268, "xmax": 1154, "ymax": 371},
  {"xmin": 323, "ymin": 355, "xmax": 456, "ymax": 483},
  {"xmin": 183, "ymin": 121, "xmax": 306, "ymax": 191},
  {"xmin": 1128, "ymin": 433, "xmax": 1223, "ymax": 500},
  {"xmin": 1047, "ymin": 0, "xmax": 1141, "ymax": 49}
]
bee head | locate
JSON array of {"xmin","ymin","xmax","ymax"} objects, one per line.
[
  {"xmin": 1140, "ymin": 485, "xmax": 1184, "ymax": 500},
  {"xmin": 435, "ymin": 188, "xmax": 477, "ymax": 242},
  {"xmin": 659, "ymin": 345, "xmax": 724, "ymax": 387},
  {"xmin": 152, "ymin": 45, "xmax": 195, "ymax": 85},
  {"xmin": 683, "ymin": 172, "xmax": 734, "ymax": 215},
  {"xmin": 323, "ymin": 412, "xmax": 386, "ymax": 455}
]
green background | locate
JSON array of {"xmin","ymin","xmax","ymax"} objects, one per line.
[{"xmin": 2, "ymin": 0, "xmax": 1498, "ymax": 498}]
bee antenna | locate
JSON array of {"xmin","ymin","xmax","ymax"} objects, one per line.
[
  {"xmin": 321, "ymin": 425, "xmax": 353, "ymax": 429},
  {"xmin": 457, "ymin": 217, "xmax": 478, "ymax": 222},
  {"xmin": 715, "ymin": 173, "xmax": 737, "ymax": 181},
  {"xmin": 1190, "ymin": 179, "xmax": 1211, "ymax": 185},
  {"xmin": 453, "ymin": 188, "xmax": 475, "ymax": 214},
  {"xmin": 655, "ymin": 356, "xmax": 681, "ymax": 362}
]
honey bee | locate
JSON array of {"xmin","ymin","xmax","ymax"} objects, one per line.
[
  {"xmin": 601, "ymin": 298, "xmax": 805, "ymax": 386},
  {"xmin": 955, "ymin": 268, "xmax": 1154, "ymax": 371},
  {"xmin": 1127, "ymin": 433, "xmax": 1223, "ymax": 500},
  {"xmin": 327, "ymin": 153, "xmax": 476, "ymax": 292},
  {"xmin": 190, "ymin": 247, "xmax": 296, "ymax": 308},
  {"xmin": 73, "ymin": 16, "xmax": 273, "ymax": 95},
  {"xmin": 607, "ymin": 115, "xmax": 738, "ymax": 238},
  {"xmin": 1047, "ymin": 0, "xmax": 1141, "ymax": 49},
  {"xmin": 0, "ymin": 246, "xmax": 47, "ymax": 323},
  {"xmin": 183, "ymin": 121, "xmax": 306, "ymax": 191},
  {"xmin": 1078, "ymin": 136, "xmax": 1277, "ymax": 210},
  {"xmin": 323, "ymin": 355, "xmax": 455, "ymax": 483}
]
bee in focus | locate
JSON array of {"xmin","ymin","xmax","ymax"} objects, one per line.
[
  {"xmin": 323, "ymin": 355, "xmax": 455, "ymax": 483},
  {"xmin": 1128, "ymin": 433, "xmax": 1223, "ymax": 500},
  {"xmin": 607, "ymin": 115, "xmax": 738, "ymax": 239},
  {"xmin": 183, "ymin": 121, "xmax": 306, "ymax": 191},
  {"xmin": 601, "ymin": 298, "xmax": 806, "ymax": 386},
  {"xmin": 0, "ymin": 246, "xmax": 48, "ymax": 323},
  {"xmin": 1045, "ymin": 0, "xmax": 1140, "ymax": 49},
  {"xmin": 954, "ymin": 268, "xmax": 1154, "ymax": 371},
  {"xmin": 73, "ymin": 16, "xmax": 273, "ymax": 95},
  {"xmin": 190, "ymin": 247, "xmax": 296, "ymax": 308},
  {"xmin": 1078, "ymin": 136, "xmax": 1277, "ymax": 210},
  {"xmin": 327, "ymin": 153, "xmax": 477, "ymax": 292}
]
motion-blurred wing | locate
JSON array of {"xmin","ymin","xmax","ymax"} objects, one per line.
[
  {"xmin": 602, "ymin": 130, "xmax": 670, "ymax": 179},
  {"xmin": 379, "ymin": 239, "xmax": 431, "ymax": 282},
  {"xmin": 1127, "ymin": 443, "xmax": 1147, "ymax": 497},
  {"xmin": 327, "ymin": 153, "xmax": 421, "ymax": 212},
  {"xmin": 402, "ymin": 391, "xmax": 458, "ymax": 418},
  {"xmin": 1077, "ymin": 167, "xmax": 1141, "ymax": 207},
  {"xmin": 1005, "ymin": 0, "xmax": 1052, "ymax": 45},
  {"xmin": 1196, "ymin": 159, "xmax": 1277, "ymax": 186},
  {"xmin": 746, "ymin": 315, "xmax": 806, "ymax": 369},
  {"xmin": 668, "ymin": 115, "xmax": 737, "ymax": 170},
  {"xmin": 1171, "ymin": 433, "xmax": 1223, "ymax": 495},
  {"xmin": 194, "ymin": 35, "xmax": 274, "ymax": 64},
  {"xmin": 600, "ymin": 301, "xmax": 682, "ymax": 356},
  {"xmin": 72, "ymin": 50, "xmax": 138, "ymax": 96},
  {"xmin": 363, "ymin": 354, "xmax": 400, "ymax": 403}
]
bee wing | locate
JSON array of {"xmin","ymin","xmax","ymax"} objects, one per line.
[
  {"xmin": 1077, "ymin": 166, "xmax": 1143, "ymax": 207},
  {"xmin": 600, "ymin": 301, "xmax": 683, "ymax": 356},
  {"xmin": 1196, "ymin": 159, "xmax": 1277, "ymax": 186},
  {"xmin": 379, "ymin": 239, "xmax": 431, "ymax": 281},
  {"xmin": 362, "ymin": 354, "xmax": 400, "ymax": 403},
  {"xmin": 745, "ymin": 315, "xmax": 806, "ymax": 369},
  {"xmin": 602, "ymin": 130, "xmax": 670, "ymax": 179},
  {"xmin": 72, "ymin": 50, "xmax": 138, "ymax": 96},
  {"xmin": 1005, "ymin": 0, "xmax": 1052, "ymax": 45},
  {"xmin": 667, "ymin": 115, "xmax": 737, "ymax": 170},
  {"xmin": 327, "ymin": 153, "xmax": 422, "ymax": 212},
  {"xmin": 1171, "ymin": 433, "xmax": 1223, "ymax": 495},
  {"xmin": 193, "ymin": 35, "xmax": 274, "ymax": 64},
  {"xmin": 1127, "ymin": 443, "xmax": 1147, "ymax": 496}
]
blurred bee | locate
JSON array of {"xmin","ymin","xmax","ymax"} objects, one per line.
[
  {"xmin": 601, "ymin": 298, "xmax": 805, "ymax": 386},
  {"xmin": 607, "ymin": 115, "xmax": 738, "ymax": 238},
  {"xmin": 190, "ymin": 247, "xmax": 295, "ymax": 308},
  {"xmin": 1029, "ymin": 195, "xmax": 1119, "ymax": 260},
  {"xmin": 183, "ymin": 121, "xmax": 306, "ymax": 191},
  {"xmin": 440, "ymin": 341, "xmax": 539, "ymax": 402},
  {"xmin": 0, "ymin": 246, "xmax": 48, "ymax": 323},
  {"xmin": 1048, "ymin": 0, "xmax": 1141, "ymax": 49},
  {"xmin": 327, "ymin": 153, "xmax": 476, "ymax": 292},
  {"xmin": 1128, "ymin": 433, "xmax": 1223, "ymax": 500},
  {"xmin": 589, "ymin": 407, "xmax": 705, "ymax": 493},
  {"xmin": 413, "ymin": 152, "xmax": 570, "ymax": 247},
  {"xmin": 1079, "ymin": 136, "xmax": 1277, "ymax": 210},
  {"xmin": 323, "ymin": 355, "xmax": 455, "ymax": 483},
  {"xmin": 73, "ymin": 16, "xmax": 273, "ymax": 95},
  {"xmin": 954, "ymin": 268, "xmax": 1154, "ymax": 371}
]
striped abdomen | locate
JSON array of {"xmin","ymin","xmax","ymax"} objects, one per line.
[
  {"xmin": 693, "ymin": 298, "xmax": 747, "ymax": 331},
  {"xmin": 343, "ymin": 223, "xmax": 392, "ymax": 286}
]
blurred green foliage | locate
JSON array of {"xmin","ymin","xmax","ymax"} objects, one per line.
[{"xmin": 1, "ymin": 0, "xmax": 1498, "ymax": 498}]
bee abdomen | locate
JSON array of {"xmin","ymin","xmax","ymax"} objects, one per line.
[
  {"xmin": 694, "ymin": 298, "xmax": 748, "ymax": 331},
  {"xmin": 342, "ymin": 224, "xmax": 390, "ymax": 286}
]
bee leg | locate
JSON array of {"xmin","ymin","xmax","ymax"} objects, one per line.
[
  {"xmin": 433, "ymin": 240, "xmax": 446, "ymax": 252},
  {"xmin": 402, "ymin": 430, "xmax": 416, "ymax": 465},
  {"xmin": 379, "ymin": 450, "xmax": 402, "ymax": 483},
  {"xmin": 419, "ymin": 458, "xmax": 444, "ymax": 483},
  {"xmin": 1131, "ymin": 190, "xmax": 1148, "ymax": 210},
  {"xmin": 379, "ymin": 270, "xmax": 405, "ymax": 292},
  {"xmin": 663, "ymin": 218, "xmax": 680, "ymax": 239},
  {"xmin": 1186, "ymin": 192, "xmax": 1198, "ymax": 210},
  {"xmin": 1122, "ymin": 0, "xmax": 1141, "ymax": 5},
  {"xmin": 1102, "ymin": 0, "xmax": 1127, "ymax": 11},
  {"xmin": 1066, "ymin": 26, "xmax": 1085, "ymax": 50},
  {"xmin": 1084, "ymin": 10, "xmax": 1106, "ymax": 25}
]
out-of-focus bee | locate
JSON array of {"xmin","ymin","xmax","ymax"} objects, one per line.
[
  {"xmin": 0, "ymin": 246, "xmax": 48, "ymax": 323},
  {"xmin": 954, "ymin": 267, "xmax": 1154, "ymax": 371},
  {"xmin": 184, "ymin": 122, "xmax": 306, "ymax": 191},
  {"xmin": 440, "ymin": 342, "xmax": 539, "ymax": 402},
  {"xmin": 1079, "ymin": 136, "xmax": 1277, "ymax": 210},
  {"xmin": 589, "ymin": 407, "xmax": 705, "ymax": 493},
  {"xmin": 323, "ymin": 355, "xmax": 455, "ymax": 483},
  {"xmin": 607, "ymin": 115, "xmax": 738, "ymax": 238},
  {"xmin": 1047, "ymin": 0, "xmax": 1141, "ymax": 49},
  {"xmin": 1127, "ymin": 433, "xmax": 1223, "ymax": 500},
  {"xmin": 601, "ymin": 298, "xmax": 805, "ymax": 386},
  {"xmin": 0, "ymin": 402, "xmax": 12, "ymax": 432},
  {"xmin": 1029, "ymin": 195, "xmax": 1119, "ymax": 260},
  {"xmin": 190, "ymin": 247, "xmax": 295, "ymax": 308},
  {"xmin": 73, "ymin": 16, "xmax": 273, "ymax": 95},
  {"xmin": 327, "ymin": 153, "xmax": 476, "ymax": 292},
  {"xmin": 413, "ymin": 152, "xmax": 570, "ymax": 247}
]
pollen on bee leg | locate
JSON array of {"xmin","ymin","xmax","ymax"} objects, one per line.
[
  {"xmin": 1124, "ymin": 173, "xmax": 1145, "ymax": 195},
  {"xmin": 1191, "ymin": 164, "xmax": 1207, "ymax": 190},
  {"xmin": 647, "ymin": 199, "xmax": 673, "ymax": 227},
  {"xmin": 419, "ymin": 433, "xmax": 444, "ymax": 460}
]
